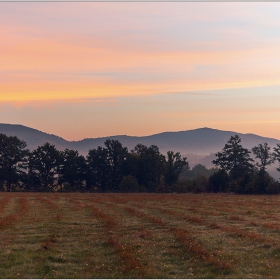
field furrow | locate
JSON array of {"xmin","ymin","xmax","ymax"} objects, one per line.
[{"xmin": 1, "ymin": 193, "xmax": 280, "ymax": 278}]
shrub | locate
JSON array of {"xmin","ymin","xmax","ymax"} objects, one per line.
[
  {"xmin": 119, "ymin": 175, "xmax": 139, "ymax": 193},
  {"xmin": 207, "ymin": 169, "xmax": 229, "ymax": 193}
]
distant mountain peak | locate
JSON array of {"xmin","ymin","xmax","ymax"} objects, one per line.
[
  {"xmin": 1, "ymin": 123, "xmax": 280, "ymax": 179},
  {"xmin": 0, "ymin": 123, "xmax": 279, "ymax": 157}
]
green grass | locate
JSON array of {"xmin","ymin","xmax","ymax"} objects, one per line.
[{"xmin": 1, "ymin": 193, "xmax": 280, "ymax": 278}]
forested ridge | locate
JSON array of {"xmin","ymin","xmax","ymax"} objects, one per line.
[{"xmin": 1, "ymin": 133, "xmax": 280, "ymax": 194}]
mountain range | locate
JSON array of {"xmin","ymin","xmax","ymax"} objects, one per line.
[{"xmin": 0, "ymin": 123, "xmax": 280, "ymax": 178}]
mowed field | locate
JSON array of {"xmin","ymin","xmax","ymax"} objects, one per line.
[{"xmin": 1, "ymin": 193, "xmax": 280, "ymax": 278}]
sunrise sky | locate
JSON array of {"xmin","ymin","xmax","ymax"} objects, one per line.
[{"xmin": 1, "ymin": 2, "xmax": 280, "ymax": 140}]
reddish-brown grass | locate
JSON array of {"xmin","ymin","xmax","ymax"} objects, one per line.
[
  {"xmin": 171, "ymin": 227, "xmax": 232, "ymax": 270},
  {"xmin": 92, "ymin": 206, "xmax": 118, "ymax": 229},
  {"xmin": 106, "ymin": 194, "xmax": 128, "ymax": 204},
  {"xmin": 152, "ymin": 207, "xmax": 203, "ymax": 224},
  {"xmin": 39, "ymin": 233, "xmax": 57, "ymax": 251},
  {"xmin": 262, "ymin": 222, "xmax": 280, "ymax": 231},
  {"xmin": 91, "ymin": 205, "xmax": 153, "ymax": 277},
  {"xmin": 0, "ymin": 197, "xmax": 11, "ymax": 213},
  {"xmin": 143, "ymin": 200, "xmax": 275, "ymax": 248},
  {"xmin": 220, "ymin": 225, "xmax": 275, "ymax": 245},
  {"xmin": 123, "ymin": 205, "xmax": 231, "ymax": 271},
  {"xmin": 107, "ymin": 235, "xmax": 148, "ymax": 277},
  {"xmin": 208, "ymin": 222, "xmax": 221, "ymax": 229},
  {"xmin": 37, "ymin": 197, "xmax": 59, "ymax": 210},
  {"xmin": 228, "ymin": 215, "xmax": 245, "ymax": 221},
  {"xmin": 2, "ymin": 193, "xmax": 280, "ymax": 278},
  {"xmin": 0, "ymin": 233, "xmax": 17, "ymax": 248},
  {"xmin": 124, "ymin": 206, "xmax": 166, "ymax": 226},
  {"xmin": 0, "ymin": 197, "xmax": 29, "ymax": 228}
]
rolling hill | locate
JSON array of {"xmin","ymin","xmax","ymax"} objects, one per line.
[
  {"xmin": 0, "ymin": 123, "xmax": 280, "ymax": 177},
  {"xmin": 0, "ymin": 123, "xmax": 279, "ymax": 155}
]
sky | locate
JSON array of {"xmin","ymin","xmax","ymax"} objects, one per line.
[{"xmin": 1, "ymin": 2, "xmax": 280, "ymax": 140}]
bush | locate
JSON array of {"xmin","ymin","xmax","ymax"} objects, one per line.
[
  {"xmin": 254, "ymin": 171, "xmax": 280, "ymax": 194},
  {"xmin": 207, "ymin": 169, "xmax": 229, "ymax": 193},
  {"xmin": 119, "ymin": 175, "xmax": 139, "ymax": 193}
]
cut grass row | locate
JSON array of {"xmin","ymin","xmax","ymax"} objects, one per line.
[
  {"xmin": 0, "ymin": 197, "xmax": 28, "ymax": 228},
  {"xmin": 100, "ymin": 193, "xmax": 280, "ymax": 278},
  {"xmin": 91, "ymin": 205, "xmax": 155, "ymax": 278},
  {"xmin": 123, "ymin": 205, "xmax": 232, "ymax": 271},
  {"xmin": 1, "ymin": 193, "xmax": 280, "ymax": 278}
]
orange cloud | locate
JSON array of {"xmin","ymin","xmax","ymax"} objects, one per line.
[{"xmin": 1, "ymin": 20, "xmax": 280, "ymax": 104}]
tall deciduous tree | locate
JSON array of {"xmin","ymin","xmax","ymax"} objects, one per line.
[
  {"xmin": 252, "ymin": 143, "xmax": 274, "ymax": 173},
  {"xmin": 131, "ymin": 144, "xmax": 166, "ymax": 191},
  {"xmin": 252, "ymin": 143, "xmax": 275, "ymax": 194},
  {"xmin": 164, "ymin": 151, "xmax": 188, "ymax": 186},
  {"xmin": 273, "ymin": 143, "xmax": 280, "ymax": 174},
  {"xmin": 104, "ymin": 139, "xmax": 128, "ymax": 191},
  {"xmin": 87, "ymin": 146, "xmax": 110, "ymax": 192},
  {"xmin": 87, "ymin": 140, "xmax": 128, "ymax": 192},
  {"xmin": 0, "ymin": 134, "xmax": 29, "ymax": 192},
  {"xmin": 28, "ymin": 142, "xmax": 62, "ymax": 191},
  {"xmin": 212, "ymin": 135, "xmax": 254, "ymax": 180},
  {"xmin": 59, "ymin": 149, "xmax": 87, "ymax": 191}
]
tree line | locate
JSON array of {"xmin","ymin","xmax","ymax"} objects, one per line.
[
  {"xmin": 208, "ymin": 135, "xmax": 280, "ymax": 194},
  {"xmin": 2, "ymin": 133, "xmax": 280, "ymax": 194},
  {"xmin": 0, "ymin": 133, "xmax": 187, "ymax": 192},
  {"xmin": 177, "ymin": 134, "xmax": 280, "ymax": 194}
]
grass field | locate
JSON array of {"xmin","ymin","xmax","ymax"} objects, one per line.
[{"xmin": 1, "ymin": 193, "xmax": 280, "ymax": 278}]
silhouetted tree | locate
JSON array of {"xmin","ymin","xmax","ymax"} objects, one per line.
[
  {"xmin": 87, "ymin": 146, "xmax": 110, "ymax": 192},
  {"xmin": 252, "ymin": 143, "xmax": 274, "ymax": 174},
  {"xmin": 207, "ymin": 169, "xmax": 229, "ymax": 193},
  {"xmin": 87, "ymin": 140, "xmax": 128, "ymax": 192},
  {"xmin": 59, "ymin": 149, "xmax": 87, "ymax": 191},
  {"xmin": 104, "ymin": 139, "xmax": 128, "ymax": 191},
  {"xmin": 191, "ymin": 164, "xmax": 208, "ymax": 177},
  {"xmin": 164, "ymin": 151, "xmax": 188, "ymax": 186},
  {"xmin": 180, "ymin": 164, "xmax": 218, "ymax": 179},
  {"xmin": 213, "ymin": 135, "xmax": 254, "ymax": 180},
  {"xmin": 273, "ymin": 143, "xmax": 280, "ymax": 176},
  {"xmin": 28, "ymin": 142, "xmax": 62, "ymax": 191},
  {"xmin": 131, "ymin": 144, "xmax": 166, "ymax": 191},
  {"xmin": 123, "ymin": 152, "xmax": 139, "ymax": 178},
  {"xmin": 252, "ymin": 143, "xmax": 275, "ymax": 194},
  {"xmin": 119, "ymin": 175, "xmax": 139, "ymax": 192},
  {"xmin": 0, "ymin": 134, "xmax": 29, "ymax": 191}
]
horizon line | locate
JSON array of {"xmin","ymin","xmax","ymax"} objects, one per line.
[{"xmin": 0, "ymin": 122, "xmax": 279, "ymax": 142}]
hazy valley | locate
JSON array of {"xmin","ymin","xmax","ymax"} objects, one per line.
[{"xmin": 0, "ymin": 123, "xmax": 279, "ymax": 178}]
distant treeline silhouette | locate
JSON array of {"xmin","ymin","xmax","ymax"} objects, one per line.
[{"xmin": 1, "ymin": 133, "xmax": 280, "ymax": 194}]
